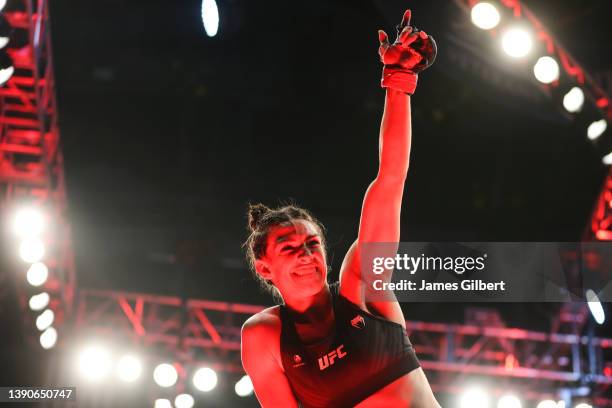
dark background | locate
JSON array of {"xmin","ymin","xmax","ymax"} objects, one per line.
[{"xmin": 1, "ymin": 0, "xmax": 611, "ymax": 406}]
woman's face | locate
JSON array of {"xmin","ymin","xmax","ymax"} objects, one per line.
[{"xmin": 256, "ymin": 219, "xmax": 328, "ymax": 299}]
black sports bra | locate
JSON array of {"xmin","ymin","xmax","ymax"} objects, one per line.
[{"xmin": 279, "ymin": 282, "xmax": 420, "ymax": 407}]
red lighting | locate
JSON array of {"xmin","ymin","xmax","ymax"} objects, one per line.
[{"xmin": 596, "ymin": 98, "xmax": 609, "ymax": 108}]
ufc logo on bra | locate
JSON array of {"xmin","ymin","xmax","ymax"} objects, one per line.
[{"xmin": 318, "ymin": 345, "xmax": 347, "ymax": 370}]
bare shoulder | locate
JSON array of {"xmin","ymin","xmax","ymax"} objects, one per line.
[
  {"xmin": 241, "ymin": 306, "xmax": 283, "ymax": 368},
  {"xmin": 241, "ymin": 307, "xmax": 299, "ymax": 407},
  {"xmin": 242, "ymin": 306, "xmax": 282, "ymax": 334}
]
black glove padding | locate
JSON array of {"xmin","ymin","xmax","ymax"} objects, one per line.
[{"xmin": 395, "ymin": 25, "xmax": 437, "ymax": 73}]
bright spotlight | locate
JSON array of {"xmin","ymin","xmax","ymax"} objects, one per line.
[
  {"xmin": 193, "ymin": 367, "xmax": 218, "ymax": 392},
  {"xmin": 27, "ymin": 262, "xmax": 49, "ymax": 287},
  {"xmin": 471, "ymin": 2, "xmax": 500, "ymax": 30},
  {"xmin": 153, "ymin": 363, "xmax": 178, "ymax": 388},
  {"xmin": 29, "ymin": 292, "xmax": 50, "ymax": 311},
  {"xmin": 154, "ymin": 399, "xmax": 172, "ymax": 408},
  {"xmin": 536, "ymin": 400, "xmax": 558, "ymax": 408},
  {"xmin": 604, "ymin": 151, "xmax": 612, "ymax": 166},
  {"xmin": 174, "ymin": 393, "xmax": 195, "ymax": 408},
  {"xmin": 587, "ymin": 119, "xmax": 607, "ymax": 140},
  {"xmin": 116, "ymin": 355, "xmax": 142, "ymax": 383},
  {"xmin": 501, "ymin": 28, "xmax": 532, "ymax": 58},
  {"xmin": 575, "ymin": 404, "xmax": 592, "ymax": 408},
  {"xmin": 563, "ymin": 87, "xmax": 584, "ymax": 113},
  {"xmin": 534, "ymin": 56, "xmax": 560, "ymax": 84},
  {"xmin": 40, "ymin": 326, "xmax": 57, "ymax": 349},
  {"xmin": 78, "ymin": 346, "xmax": 112, "ymax": 382},
  {"xmin": 498, "ymin": 395, "xmax": 522, "ymax": 408},
  {"xmin": 19, "ymin": 238, "xmax": 45, "ymax": 263},
  {"xmin": 235, "ymin": 375, "xmax": 254, "ymax": 397},
  {"xmin": 460, "ymin": 387, "xmax": 490, "ymax": 408},
  {"xmin": 36, "ymin": 309, "xmax": 55, "ymax": 331},
  {"xmin": 13, "ymin": 208, "xmax": 44, "ymax": 237},
  {"xmin": 586, "ymin": 289, "xmax": 605, "ymax": 324},
  {"xmin": 201, "ymin": 0, "xmax": 219, "ymax": 37},
  {"xmin": 0, "ymin": 0, "xmax": 6, "ymax": 12}
]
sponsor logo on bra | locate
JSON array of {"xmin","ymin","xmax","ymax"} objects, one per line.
[
  {"xmin": 351, "ymin": 315, "xmax": 365, "ymax": 329},
  {"xmin": 318, "ymin": 344, "xmax": 347, "ymax": 370},
  {"xmin": 292, "ymin": 354, "xmax": 305, "ymax": 368}
]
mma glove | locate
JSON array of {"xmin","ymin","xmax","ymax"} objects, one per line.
[{"xmin": 378, "ymin": 10, "xmax": 437, "ymax": 95}]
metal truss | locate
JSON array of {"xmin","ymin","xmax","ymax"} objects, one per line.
[
  {"xmin": 590, "ymin": 167, "xmax": 612, "ymax": 241},
  {"xmin": 75, "ymin": 288, "xmax": 612, "ymax": 406},
  {"xmin": 453, "ymin": 0, "xmax": 611, "ymax": 119},
  {"xmin": 450, "ymin": 0, "xmax": 612, "ymax": 244},
  {"xmin": 0, "ymin": 0, "xmax": 75, "ymax": 332}
]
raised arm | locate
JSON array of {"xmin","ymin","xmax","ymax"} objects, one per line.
[{"xmin": 339, "ymin": 10, "xmax": 436, "ymax": 319}]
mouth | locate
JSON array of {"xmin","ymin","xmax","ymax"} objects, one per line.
[{"xmin": 291, "ymin": 265, "xmax": 319, "ymax": 277}]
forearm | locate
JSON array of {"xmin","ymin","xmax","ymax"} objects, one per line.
[{"xmin": 377, "ymin": 88, "xmax": 411, "ymax": 182}]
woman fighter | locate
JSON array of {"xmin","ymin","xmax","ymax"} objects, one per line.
[{"xmin": 241, "ymin": 8, "xmax": 440, "ymax": 408}]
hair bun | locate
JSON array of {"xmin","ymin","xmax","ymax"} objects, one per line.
[{"xmin": 247, "ymin": 203, "xmax": 271, "ymax": 231}]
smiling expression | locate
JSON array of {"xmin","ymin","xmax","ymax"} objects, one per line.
[{"xmin": 255, "ymin": 219, "xmax": 328, "ymax": 299}]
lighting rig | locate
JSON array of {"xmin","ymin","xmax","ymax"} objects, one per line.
[{"xmin": 0, "ymin": 0, "xmax": 75, "ymax": 351}]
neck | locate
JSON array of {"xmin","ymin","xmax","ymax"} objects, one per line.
[{"xmin": 284, "ymin": 284, "xmax": 332, "ymax": 323}]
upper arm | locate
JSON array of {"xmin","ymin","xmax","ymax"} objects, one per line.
[
  {"xmin": 338, "ymin": 239, "xmax": 405, "ymax": 327},
  {"xmin": 338, "ymin": 178, "xmax": 407, "ymax": 325},
  {"xmin": 241, "ymin": 316, "xmax": 299, "ymax": 408}
]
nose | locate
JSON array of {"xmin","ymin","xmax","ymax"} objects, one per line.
[{"xmin": 298, "ymin": 244, "xmax": 313, "ymax": 262}]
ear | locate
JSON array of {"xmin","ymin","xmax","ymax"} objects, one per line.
[{"xmin": 255, "ymin": 259, "xmax": 274, "ymax": 282}]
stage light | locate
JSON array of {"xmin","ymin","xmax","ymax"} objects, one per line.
[
  {"xmin": 26, "ymin": 262, "xmax": 49, "ymax": 287},
  {"xmin": 0, "ymin": 0, "xmax": 6, "ymax": 12},
  {"xmin": 201, "ymin": 0, "xmax": 219, "ymax": 37},
  {"xmin": 536, "ymin": 400, "xmax": 558, "ymax": 408},
  {"xmin": 174, "ymin": 393, "xmax": 195, "ymax": 408},
  {"xmin": 534, "ymin": 56, "xmax": 560, "ymax": 84},
  {"xmin": 153, "ymin": 399, "xmax": 172, "ymax": 408},
  {"xmin": 471, "ymin": 2, "xmax": 500, "ymax": 30},
  {"xmin": 235, "ymin": 375, "xmax": 254, "ymax": 397},
  {"xmin": 193, "ymin": 367, "xmax": 218, "ymax": 392},
  {"xmin": 0, "ymin": 51, "xmax": 13, "ymax": 85},
  {"xmin": 36, "ymin": 309, "xmax": 54, "ymax": 331},
  {"xmin": 460, "ymin": 387, "xmax": 490, "ymax": 408},
  {"xmin": 563, "ymin": 87, "xmax": 584, "ymax": 113},
  {"xmin": 13, "ymin": 208, "xmax": 44, "ymax": 237},
  {"xmin": 29, "ymin": 292, "xmax": 50, "ymax": 311},
  {"xmin": 498, "ymin": 395, "xmax": 522, "ymax": 408},
  {"xmin": 604, "ymin": 151, "xmax": 612, "ymax": 166},
  {"xmin": 116, "ymin": 355, "xmax": 142, "ymax": 383},
  {"xmin": 39, "ymin": 326, "xmax": 57, "ymax": 349},
  {"xmin": 501, "ymin": 28, "xmax": 532, "ymax": 58},
  {"xmin": 586, "ymin": 289, "xmax": 605, "ymax": 324},
  {"xmin": 153, "ymin": 363, "xmax": 178, "ymax": 388},
  {"xmin": 575, "ymin": 404, "xmax": 592, "ymax": 408},
  {"xmin": 19, "ymin": 238, "xmax": 45, "ymax": 263},
  {"xmin": 587, "ymin": 119, "xmax": 607, "ymax": 140},
  {"xmin": 78, "ymin": 346, "xmax": 112, "ymax": 382}
]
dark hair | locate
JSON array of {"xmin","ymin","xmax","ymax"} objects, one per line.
[{"xmin": 244, "ymin": 203, "xmax": 327, "ymax": 296}]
